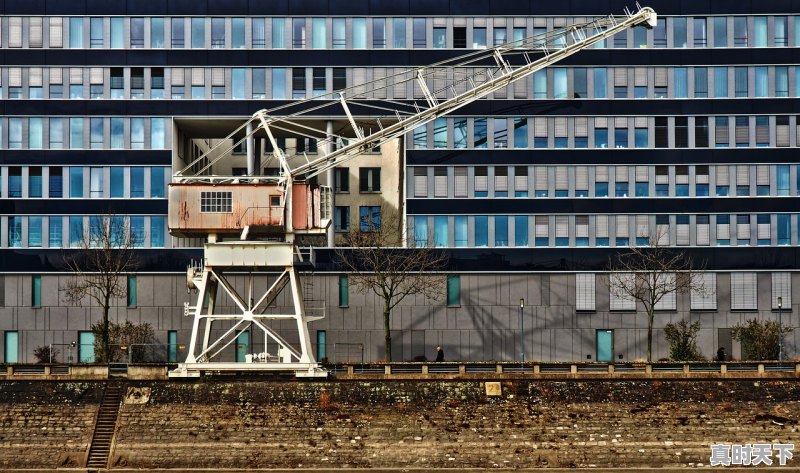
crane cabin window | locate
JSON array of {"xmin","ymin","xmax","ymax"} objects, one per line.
[{"xmin": 201, "ymin": 191, "xmax": 233, "ymax": 213}]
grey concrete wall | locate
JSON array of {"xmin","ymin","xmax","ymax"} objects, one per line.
[{"xmin": 0, "ymin": 272, "xmax": 798, "ymax": 364}]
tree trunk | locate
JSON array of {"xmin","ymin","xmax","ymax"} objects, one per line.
[
  {"xmin": 647, "ymin": 309, "xmax": 654, "ymax": 362},
  {"xmin": 102, "ymin": 296, "xmax": 110, "ymax": 363},
  {"xmin": 383, "ymin": 300, "xmax": 392, "ymax": 362}
]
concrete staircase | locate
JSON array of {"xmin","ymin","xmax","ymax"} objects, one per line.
[{"xmin": 86, "ymin": 383, "xmax": 124, "ymax": 469}]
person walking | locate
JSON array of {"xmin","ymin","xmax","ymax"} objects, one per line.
[
  {"xmin": 435, "ymin": 345, "xmax": 445, "ymax": 362},
  {"xmin": 716, "ymin": 346, "xmax": 726, "ymax": 362}
]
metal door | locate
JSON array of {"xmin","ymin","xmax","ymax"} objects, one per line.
[
  {"xmin": 596, "ymin": 330, "xmax": 614, "ymax": 362},
  {"xmin": 235, "ymin": 331, "xmax": 249, "ymax": 362}
]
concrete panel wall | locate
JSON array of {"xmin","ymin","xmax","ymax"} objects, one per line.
[{"xmin": 1, "ymin": 271, "xmax": 798, "ymax": 363}]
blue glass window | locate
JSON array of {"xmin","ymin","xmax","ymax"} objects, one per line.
[
  {"xmin": 474, "ymin": 216, "xmax": 488, "ymax": 247},
  {"xmin": 615, "ymin": 182, "xmax": 629, "ymax": 198},
  {"xmin": 553, "ymin": 68, "xmax": 567, "ymax": 99},
  {"xmin": 714, "ymin": 67, "xmax": 728, "ymax": 98},
  {"xmin": 352, "ymin": 18, "xmax": 366, "ymax": 48},
  {"xmin": 232, "ymin": 68, "xmax": 246, "ymax": 99},
  {"xmin": 594, "ymin": 128, "xmax": 608, "ymax": 149},
  {"xmin": 151, "ymin": 168, "xmax": 165, "ymax": 198},
  {"xmin": 69, "ymin": 216, "xmax": 83, "ymax": 247},
  {"xmin": 110, "ymin": 18, "xmax": 124, "ymax": 48},
  {"xmin": 614, "ymin": 128, "xmax": 628, "ymax": 148},
  {"xmin": 454, "ymin": 216, "xmax": 468, "ymax": 247},
  {"xmin": 635, "ymin": 182, "xmax": 649, "ymax": 197},
  {"xmin": 474, "ymin": 118, "xmax": 487, "ymax": 148},
  {"xmin": 312, "ymin": 18, "xmax": 326, "ymax": 49},
  {"xmin": 393, "ymin": 18, "xmax": 406, "ymax": 48},
  {"xmin": 69, "ymin": 118, "xmax": 83, "ymax": 149},
  {"xmin": 495, "ymin": 216, "xmax": 508, "ymax": 247},
  {"xmin": 777, "ymin": 214, "xmax": 790, "ymax": 245},
  {"xmin": 49, "ymin": 217, "xmax": 62, "ymax": 247},
  {"xmin": 433, "ymin": 118, "xmax": 447, "ymax": 149},
  {"xmin": 433, "ymin": 216, "xmax": 448, "ymax": 247},
  {"xmin": 634, "ymin": 128, "xmax": 648, "ymax": 148},
  {"xmin": 674, "ymin": 67, "xmax": 688, "ymax": 98},
  {"xmin": 130, "ymin": 168, "xmax": 145, "ymax": 198},
  {"xmin": 359, "ymin": 206, "xmax": 381, "ymax": 232},
  {"xmin": 69, "ymin": 18, "xmax": 84, "ymax": 48},
  {"xmin": 272, "ymin": 18, "xmax": 286, "ymax": 48},
  {"xmin": 8, "ymin": 217, "xmax": 22, "ymax": 248},
  {"xmin": 191, "ymin": 18, "xmax": 205, "ymax": 48},
  {"xmin": 593, "ymin": 68, "xmax": 607, "ymax": 98},
  {"xmin": 454, "ymin": 118, "xmax": 468, "ymax": 148},
  {"xmin": 777, "ymin": 165, "xmax": 790, "ymax": 196},
  {"xmin": 130, "ymin": 217, "xmax": 145, "ymax": 247},
  {"xmin": 28, "ymin": 217, "xmax": 42, "ymax": 248},
  {"xmin": 150, "ymin": 216, "xmax": 165, "ymax": 247},
  {"xmin": 272, "ymin": 68, "xmax": 286, "ymax": 99},
  {"xmin": 69, "ymin": 167, "xmax": 83, "ymax": 198},
  {"xmin": 754, "ymin": 67, "xmax": 768, "ymax": 97},
  {"xmin": 533, "ymin": 71, "xmax": 547, "ymax": 99},
  {"xmin": 110, "ymin": 168, "xmax": 124, "ymax": 198},
  {"xmin": 595, "ymin": 182, "xmax": 608, "ymax": 197},
  {"xmin": 514, "ymin": 216, "xmax": 528, "ymax": 247}
]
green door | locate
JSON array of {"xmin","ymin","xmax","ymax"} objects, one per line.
[
  {"xmin": 78, "ymin": 331, "xmax": 96, "ymax": 363},
  {"xmin": 4, "ymin": 331, "xmax": 18, "ymax": 363},
  {"xmin": 596, "ymin": 330, "xmax": 614, "ymax": 362},
  {"xmin": 235, "ymin": 331, "xmax": 249, "ymax": 362}
]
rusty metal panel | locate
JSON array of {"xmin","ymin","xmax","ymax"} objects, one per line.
[{"xmin": 168, "ymin": 183, "xmax": 285, "ymax": 236}]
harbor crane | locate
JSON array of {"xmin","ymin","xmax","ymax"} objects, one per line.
[{"xmin": 167, "ymin": 6, "xmax": 657, "ymax": 377}]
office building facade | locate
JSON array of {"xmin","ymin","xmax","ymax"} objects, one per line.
[{"xmin": 0, "ymin": 1, "xmax": 798, "ymax": 363}]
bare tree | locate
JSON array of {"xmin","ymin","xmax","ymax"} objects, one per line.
[
  {"xmin": 63, "ymin": 216, "xmax": 140, "ymax": 362},
  {"xmin": 335, "ymin": 211, "xmax": 448, "ymax": 361},
  {"xmin": 606, "ymin": 228, "xmax": 706, "ymax": 362}
]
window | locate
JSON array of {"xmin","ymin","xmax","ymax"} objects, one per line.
[
  {"xmin": 338, "ymin": 275, "xmax": 349, "ymax": 307},
  {"xmin": 433, "ymin": 27, "xmax": 446, "ymax": 48},
  {"xmin": 48, "ymin": 216, "xmax": 62, "ymax": 247},
  {"xmin": 609, "ymin": 273, "xmax": 636, "ymax": 310},
  {"xmin": 674, "ymin": 117, "xmax": 688, "ymax": 148},
  {"xmin": 8, "ymin": 118, "xmax": 22, "ymax": 149},
  {"xmin": 494, "ymin": 27, "xmax": 507, "ymax": 46},
  {"xmin": 593, "ymin": 68, "xmax": 607, "ymax": 98},
  {"xmin": 735, "ymin": 116, "xmax": 749, "ymax": 148},
  {"xmin": 455, "ymin": 216, "xmax": 468, "ymax": 247},
  {"xmin": 771, "ymin": 16, "xmax": 788, "ymax": 47},
  {"xmin": 674, "ymin": 67, "xmax": 688, "ymax": 98},
  {"xmin": 447, "ymin": 275, "xmax": 460, "ymax": 306},
  {"xmin": 734, "ymin": 17, "xmax": 748, "ymax": 47},
  {"xmin": 90, "ymin": 17, "xmax": 103, "ymax": 48},
  {"xmin": 777, "ymin": 165, "xmax": 790, "ymax": 196},
  {"xmin": 359, "ymin": 168, "xmax": 381, "ymax": 192},
  {"xmin": 713, "ymin": 17, "xmax": 727, "ymax": 47},
  {"xmin": 359, "ymin": 206, "xmax": 381, "ymax": 232},
  {"xmin": 150, "ymin": 168, "xmax": 165, "ymax": 198},
  {"xmin": 332, "ymin": 18, "xmax": 345, "ymax": 48},
  {"xmin": 110, "ymin": 67, "xmax": 124, "ymax": 99},
  {"xmin": 534, "ymin": 215, "xmax": 549, "ymax": 246},
  {"xmin": 476, "ymin": 119, "xmax": 495, "ymax": 148},
  {"xmin": 494, "ymin": 118, "xmax": 508, "ymax": 148},
  {"xmin": 150, "ymin": 216, "xmax": 165, "ymax": 248},
  {"xmin": 109, "ymin": 17, "xmax": 123, "ymax": 48},
  {"xmin": 127, "ymin": 275, "xmax": 137, "ymax": 307},
  {"xmin": 69, "ymin": 167, "xmax": 84, "ymax": 198},
  {"xmin": 753, "ymin": 66, "xmax": 768, "ymax": 98},
  {"xmin": 730, "ymin": 272, "xmax": 757, "ymax": 310},
  {"xmin": 693, "ymin": 18, "xmax": 707, "ymax": 47},
  {"xmin": 775, "ymin": 67, "xmax": 789, "ymax": 97},
  {"xmin": 200, "ymin": 191, "xmax": 232, "ymax": 212},
  {"xmin": 69, "ymin": 216, "xmax": 83, "ymax": 247},
  {"xmin": 151, "ymin": 17, "xmax": 164, "ymax": 48},
  {"xmin": 533, "ymin": 71, "xmax": 547, "ymax": 98},
  {"xmin": 393, "ymin": 18, "xmax": 406, "ymax": 48},
  {"xmin": 171, "ymin": 17, "xmax": 185, "ymax": 48},
  {"xmin": 757, "ymin": 214, "xmax": 771, "ymax": 245},
  {"xmin": 690, "ymin": 273, "xmax": 717, "ymax": 310},
  {"xmin": 373, "ymin": 18, "xmax": 386, "ymax": 48},
  {"xmin": 475, "ymin": 215, "xmax": 488, "ymax": 246},
  {"xmin": 714, "ymin": 67, "xmax": 728, "ymax": 98},
  {"xmin": 413, "ymin": 18, "xmax": 426, "ymax": 48},
  {"xmin": 272, "ymin": 18, "xmax": 286, "ymax": 48},
  {"xmin": 753, "ymin": 16, "xmax": 767, "ymax": 47},
  {"xmin": 573, "ymin": 68, "xmax": 587, "ymax": 98},
  {"xmin": 514, "ymin": 216, "xmax": 528, "ymax": 247},
  {"xmin": 434, "ymin": 216, "xmax": 448, "ymax": 247},
  {"xmin": 49, "ymin": 167, "xmax": 63, "ymax": 198},
  {"xmin": 513, "ymin": 118, "xmax": 528, "ymax": 149},
  {"xmin": 614, "ymin": 128, "xmax": 628, "ymax": 149},
  {"xmin": 109, "ymin": 168, "xmax": 124, "ymax": 198},
  {"xmin": 8, "ymin": 217, "xmax": 22, "ymax": 248},
  {"xmin": 229, "ymin": 17, "xmax": 244, "ymax": 48},
  {"xmin": 673, "ymin": 17, "xmax": 687, "ymax": 48},
  {"xmin": 191, "ymin": 17, "xmax": 205, "ymax": 48},
  {"xmin": 292, "ymin": 67, "xmax": 306, "ymax": 99},
  {"xmin": 131, "ymin": 118, "xmax": 144, "ymax": 149},
  {"xmin": 454, "ymin": 26, "xmax": 466, "ymax": 48},
  {"xmin": 715, "ymin": 116, "xmax": 729, "ymax": 148},
  {"xmin": 413, "ymin": 125, "xmax": 427, "ymax": 149},
  {"xmin": 49, "ymin": 117, "xmax": 65, "ymax": 149},
  {"xmin": 494, "ymin": 216, "xmax": 508, "ymax": 246},
  {"xmin": 69, "ymin": 17, "xmax": 83, "ymax": 48},
  {"xmin": 89, "ymin": 167, "xmax": 103, "ymax": 198},
  {"xmin": 736, "ymin": 214, "xmax": 751, "ymax": 244},
  {"xmin": 694, "ymin": 67, "xmax": 708, "ymax": 98},
  {"xmin": 334, "ymin": 206, "xmax": 350, "ymax": 232},
  {"xmin": 653, "ymin": 18, "xmax": 667, "ymax": 47},
  {"xmin": 272, "ymin": 68, "xmax": 287, "ymax": 99},
  {"xmin": 633, "ymin": 25, "xmax": 647, "ymax": 48},
  {"xmin": 413, "ymin": 216, "xmax": 429, "ymax": 246},
  {"xmin": 595, "ymin": 127, "xmax": 608, "ymax": 148},
  {"xmin": 90, "ymin": 118, "xmax": 103, "ymax": 149},
  {"xmin": 31, "ymin": 275, "xmax": 42, "ymax": 307},
  {"xmin": 575, "ymin": 273, "xmax": 595, "ymax": 311},
  {"xmin": 472, "ymin": 27, "xmax": 486, "ymax": 48},
  {"xmin": 352, "ymin": 18, "xmax": 366, "ymax": 49},
  {"xmin": 334, "ymin": 168, "xmax": 350, "ymax": 193},
  {"xmin": 777, "ymin": 214, "xmax": 791, "ymax": 245},
  {"xmin": 433, "ymin": 118, "xmax": 447, "ymax": 148},
  {"xmin": 553, "ymin": 68, "xmax": 567, "ymax": 99}
]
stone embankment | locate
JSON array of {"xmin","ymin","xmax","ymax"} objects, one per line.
[{"xmin": 1, "ymin": 379, "xmax": 799, "ymax": 469}]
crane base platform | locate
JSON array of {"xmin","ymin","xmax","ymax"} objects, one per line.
[{"xmin": 168, "ymin": 362, "xmax": 328, "ymax": 378}]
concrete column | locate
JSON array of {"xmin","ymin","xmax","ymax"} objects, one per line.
[
  {"xmin": 326, "ymin": 120, "xmax": 335, "ymax": 247},
  {"xmin": 246, "ymin": 121, "xmax": 255, "ymax": 175}
]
